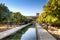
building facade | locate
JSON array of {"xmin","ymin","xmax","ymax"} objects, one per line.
[{"xmin": 26, "ymin": 13, "xmax": 39, "ymax": 21}]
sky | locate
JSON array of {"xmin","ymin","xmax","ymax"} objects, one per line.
[{"xmin": 0, "ymin": 0, "xmax": 48, "ymax": 16}]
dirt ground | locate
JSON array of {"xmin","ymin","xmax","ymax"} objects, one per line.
[
  {"xmin": 41, "ymin": 24, "xmax": 60, "ymax": 40},
  {"xmin": 48, "ymin": 28, "xmax": 60, "ymax": 40},
  {"xmin": 0, "ymin": 24, "xmax": 21, "ymax": 32}
]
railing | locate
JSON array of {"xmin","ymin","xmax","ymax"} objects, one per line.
[
  {"xmin": 0, "ymin": 23, "xmax": 31, "ymax": 39},
  {"xmin": 35, "ymin": 23, "xmax": 56, "ymax": 40}
]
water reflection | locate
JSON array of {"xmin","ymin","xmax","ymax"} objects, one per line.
[{"xmin": 21, "ymin": 28, "xmax": 36, "ymax": 40}]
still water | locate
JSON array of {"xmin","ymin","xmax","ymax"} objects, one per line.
[{"xmin": 21, "ymin": 28, "xmax": 36, "ymax": 40}]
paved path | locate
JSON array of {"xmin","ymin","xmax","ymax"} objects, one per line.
[
  {"xmin": 0, "ymin": 23, "xmax": 31, "ymax": 39},
  {"xmin": 36, "ymin": 23, "xmax": 56, "ymax": 40}
]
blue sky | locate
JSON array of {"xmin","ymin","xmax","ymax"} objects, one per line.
[{"xmin": 0, "ymin": 0, "xmax": 48, "ymax": 16}]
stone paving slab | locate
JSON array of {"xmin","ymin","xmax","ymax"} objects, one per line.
[
  {"xmin": 36, "ymin": 23, "xmax": 56, "ymax": 40},
  {"xmin": 0, "ymin": 23, "xmax": 31, "ymax": 39}
]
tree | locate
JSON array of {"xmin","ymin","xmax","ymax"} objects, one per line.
[
  {"xmin": 10, "ymin": 12, "xmax": 32, "ymax": 25},
  {"xmin": 37, "ymin": 0, "xmax": 60, "ymax": 26},
  {"xmin": 0, "ymin": 3, "xmax": 32, "ymax": 24},
  {"xmin": 0, "ymin": 3, "xmax": 10, "ymax": 23}
]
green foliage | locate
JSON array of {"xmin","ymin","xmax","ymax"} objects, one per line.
[
  {"xmin": 0, "ymin": 3, "xmax": 10, "ymax": 22},
  {"xmin": 0, "ymin": 3, "xmax": 32, "ymax": 24},
  {"xmin": 9, "ymin": 12, "xmax": 32, "ymax": 24},
  {"xmin": 37, "ymin": 0, "xmax": 60, "ymax": 26}
]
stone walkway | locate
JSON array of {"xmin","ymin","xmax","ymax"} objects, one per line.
[
  {"xmin": 0, "ymin": 23, "xmax": 31, "ymax": 39},
  {"xmin": 36, "ymin": 23, "xmax": 56, "ymax": 40}
]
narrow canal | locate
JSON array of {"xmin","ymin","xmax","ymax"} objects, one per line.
[
  {"xmin": 2, "ymin": 24, "xmax": 36, "ymax": 40},
  {"xmin": 21, "ymin": 28, "xmax": 36, "ymax": 40}
]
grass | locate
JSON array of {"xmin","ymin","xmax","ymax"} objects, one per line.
[{"xmin": 2, "ymin": 24, "xmax": 33, "ymax": 40}]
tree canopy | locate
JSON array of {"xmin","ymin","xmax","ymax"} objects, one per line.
[
  {"xmin": 0, "ymin": 3, "xmax": 10, "ymax": 22},
  {"xmin": 36, "ymin": 0, "xmax": 60, "ymax": 26},
  {"xmin": 0, "ymin": 3, "xmax": 32, "ymax": 24}
]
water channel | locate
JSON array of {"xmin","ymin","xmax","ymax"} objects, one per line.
[
  {"xmin": 2, "ymin": 24, "xmax": 36, "ymax": 40},
  {"xmin": 21, "ymin": 28, "xmax": 36, "ymax": 40}
]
